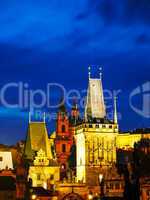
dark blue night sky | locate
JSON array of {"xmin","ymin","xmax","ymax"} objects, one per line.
[{"xmin": 0, "ymin": 0, "xmax": 149, "ymax": 145}]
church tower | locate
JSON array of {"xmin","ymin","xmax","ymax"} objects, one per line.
[
  {"xmin": 55, "ymin": 101, "xmax": 73, "ymax": 180},
  {"xmin": 75, "ymin": 66, "xmax": 119, "ymax": 185}
]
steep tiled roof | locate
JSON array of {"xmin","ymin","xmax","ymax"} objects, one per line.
[
  {"xmin": 85, "ymin": 78, "xmax": 106, "ymax": 120},
  {"xmin": 24, "ymin": 122, "xmax": 51, "ymax": 160}
]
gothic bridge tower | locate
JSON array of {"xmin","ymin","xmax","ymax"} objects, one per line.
[{"xmin": 75, "ymin": 66, "xmax": 119, "ymax": 185}]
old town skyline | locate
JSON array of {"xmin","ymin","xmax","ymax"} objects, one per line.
[{"xmin": 0, "ymin": 1, "xmax": 150, "ymax": 145}]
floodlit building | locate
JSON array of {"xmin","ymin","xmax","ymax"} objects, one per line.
[
  {"xmin": 24, "ymin": 116, "xmax": 52, "ymax": 160},
  {"xmin": 55, "ymin": 101, "xmax": 81, "ymax": 180},
  {"xmin": 23, "ymin": 67, "xmax": 149, "ymax": 191},
  {"xmin": 55, "ymin": 103, "xmax": 74, "ymax": 180},
  {"xmin": 29, "ymin": 149, "xmax": 60, "ymax": 189},
  {"xmin": 24, "ymin": 116, "xmax": 60, "ymax": 189},
  {"xmin": 75, "ymin": 67, "xmax": 150, "ymax": 185},
  {"xmin": 0, "ymin": 151, "xmax": 13, "ymax": 170},
  {"xmin": 76, "ymin": 67, "xmax": 119, "ymax": 184}
]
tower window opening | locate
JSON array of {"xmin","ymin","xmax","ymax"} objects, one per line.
[
  {"xmin": 37, "ymin": 174, "xmax": 41, "ymax": 180},
  {"xmin": 62, "ymin": 125, "xmax": 66, "ymax": 133},
  {"xmin": 115, "ymin": 182, "xmax": 120, "ymax": 190},
  {"xmin": 62, "ymin": 144, "xmax": 66, "ymax": 153}
]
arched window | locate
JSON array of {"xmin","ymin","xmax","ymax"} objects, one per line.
[
  {"xmin": 62, "ymin": 125, "xmax": 66, "ymax": 133},
  {"xmin": 62, "ymin": 144, "xmax": 66, "ymax": 153}
]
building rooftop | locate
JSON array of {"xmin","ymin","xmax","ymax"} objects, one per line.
[
  {"xmin": 85, "ymin": 78, "xmax": 106, "ymax": 120},
  {"xmin": 24, "ymin": 122, "xmax": 51, "ymax": 160}
]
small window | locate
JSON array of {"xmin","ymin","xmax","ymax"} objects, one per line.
[
  {"xmin": 115, "ymin": 182, "xmax": 120, "ymax": 189},
  {"xmin": 89, "ymin": 124, "xmax": 93, "ymax": 128},
  {"xmin": 62, "ymin": 144, "xmax": 66, "ymax": 153},
  {"xmin": 109, "ymin": 183, "xmax": 113, "ymax": 189},
  {"xmin": 50, "ymin": 174, "xmax": 54, "ymax": 180},
  {"xmin": 0, "ymin": 157, "xmax": 3, "ymax": 162},
  {"xmin": 37, "ymin": 174, "xmax": 41, "ymax": 180},
  {"xmin": 62, "ymin": 125, "xmax": 66, "ymax": 133}
]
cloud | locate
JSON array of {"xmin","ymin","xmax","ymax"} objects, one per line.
[
  {"xmin": 0, "ymin": 0, "xmax": 150, "ymax": 144},
  {"xmin": 88, "ymin": 0, "xmax": 150, "ymax": 25},
  {"xmin": 136, "ymin": 33, "xmax": 150, "ymax": 45}
]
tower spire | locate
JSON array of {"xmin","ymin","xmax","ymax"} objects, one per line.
[
  {"xmin": 99, "ymin": 67, "xmax": 102, "ymax": 80},
  {"xmin": 43, "ymin": 112, "xmax": 46, "ymax": 123},
  {"xmin": 114, "ymin": 95, "xmax": 118, "ymax": 124},
  {"xmin": 29, "ymin": 111, "xmax": 31, "ymax": 123},
  {"xmin": 88, "ymin": 66, "xmax": 91, "ymax": 79},
  {"xmin": 85, "ymin": 66, "xmax": 106, "ymax": 120}
]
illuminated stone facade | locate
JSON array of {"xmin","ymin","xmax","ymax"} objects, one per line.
[
  {"xmin": 76, "ymin": 73, "xmax": 119, "ymax": 184},
  {"xmin": 76, "ymin": 123, "xmax": 118, "ymax": 184},
  {"xmin": 0, "ymin": 151, "xmax": 13, "ymax": 170},
  {"xmin": 75, "ymin": 70, "xmax": 149, "ymax": 185},
  {"xmin": 24, "ymin": 119, "xmax": 60, "ymax": 189},
  {"xmin": 24, "ymin": 70, "xmax": 150, "ymax": 189},
  {"xmin": 29, "ymin": 149, "xmax": 59, "ymax": 189}
]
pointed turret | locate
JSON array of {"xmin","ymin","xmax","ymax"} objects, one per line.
[
  {"xmin": 71, "ymin": 99, "xmax": 79, "ymax": 119},
  {"xmin": 114, "ymin": 96, "xmax": 118, "ymax": 124},
  {"xmin": 85, "ymin": 66, "xmax": 106, "ymax": 121},
  {"xmin": 43, "ymin": 112, "xmax": 46, "ymax": 122},
  {"xmin": 24, "ymin": 119, "xmax": 52, "ymax": 160},
  {"xmin": 70, "ymin": 100, "xmax": 81, "ymax": 126},
  {"xmin": 29, "ymin": 111, "xmax": 31, "ymax": 123}
]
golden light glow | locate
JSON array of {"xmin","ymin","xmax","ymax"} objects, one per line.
[
  {"xmin": 31, "ymin": 194, "xmax": 37, "ymax": 200},
  {"xmin": 99, "ymin": 174, "xmax": 103, "ymax": 183},
  {"xmin": 88, "ymin": 194, "xmax": 93, "ymax": 200}
]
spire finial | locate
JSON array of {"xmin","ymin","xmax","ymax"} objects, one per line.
[
  {"xmin": 99, "ymin": 67, "xmax": 102, "ymax": 80},
  {"xmin": 114, "ymin": 95, "xmax": 118, "ymax": 124},
  {"xmin": 29, "ymin": 111, "xmax": 31, "ymax": 123},
  {"xmin": 88, "ymin": 65, "xmax": 91, "ymax": 79},
  {"xmin": 43, "ymin": 112, "xmax": 46, "ymax": 122}
]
